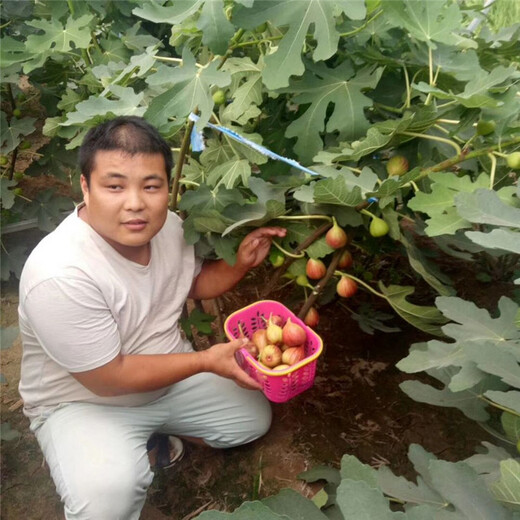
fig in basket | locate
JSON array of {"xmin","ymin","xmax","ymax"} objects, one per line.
[
  {"xmin": 282, "ymin": 345, "xmax": 306, "ymax": 366},
  {"xmin": 258, "ymin": 344, "xmax": 282, "ymax": 368},
  {"xmin": 251, "ymin": 329, "xmax": 268, "ymax": 355},
  {"xmin": 266, "ymin": 315, "xmax": 283, "ymax": 344},
  {"xmin": 272, "ymin": 364, "xmax": 290, "ymax": 371},
  {"xmin": 282, "ymin": 318, "xmax": 306, "ymax": 347}
]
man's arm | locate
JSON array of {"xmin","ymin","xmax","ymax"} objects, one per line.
[
  {"xmin": 189, "ymin": 226, "xmax": 286, "ymax": 300},
  {"xmin": 72, "ymin": 338, "xmax": 261, "ymax": 396}
]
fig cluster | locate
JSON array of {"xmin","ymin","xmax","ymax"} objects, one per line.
[{"xmin": 245, "ymin": 313, "xmax": 308, "ymax": 370}]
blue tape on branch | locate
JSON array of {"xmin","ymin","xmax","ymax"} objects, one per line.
[
  {"xmin": 190, "ymin": 125, "xmax": 205, "ymax": 152},
  {"xmin": 187, "ymin": 113, "xmax": 379, "ymax": 206},
  {"xmin": 188, "ymin": 113, "xmax": 320, "ymax": 176}
]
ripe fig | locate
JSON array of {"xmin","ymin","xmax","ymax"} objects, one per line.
[
  {"xmin": 251, "ymin": 329, "xmax": 268, "ymax": 354},
  {"xmin": 369, "ymin": 217, "xmax": 389, "ymax": 237},
  {"xmin": 337, "ymin": 250, "xmax": 353, "ymax": 269},
  {"xmin": 282, "ymin": 318, "xmax": 306, "ymax": 347},
  {"xmin": 386, "ymin": 155, "xmax": 409, "ymax": 177},
  {"xmin": 272, "ymin": 364, "xmax": 290, "ymax": 371},
  {"xmin": 304, "ymin": 307, "xmax": 319, "ymax": 328},
  {"xmin": 266, "ymin": 316, "xmax": 283, "ymax": 344},
  {"xmin": 325, "ymin": 223, "xmax": 348, "ymax": 249},
  {"xmin": 258, "ymin": 344, "xmax": 282, "ymax": 368},
  {"xmin": 337, "ymin": 276, "xmax": 358, "ymax": 298},
  {"xmin": 282, "ymin": 345, "xmax": 306, "ymax": 366},
  {"xmin": 506, "ymin": 152, "xmax": 520, "ymax": 169},
  {"xmin": 306, "ymin": 258, "xmax": 326, "ymax": 280}
]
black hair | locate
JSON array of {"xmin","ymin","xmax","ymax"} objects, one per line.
[{"xmin": 78, "ymin": 116, "xmax": 173, "ymax": 184}]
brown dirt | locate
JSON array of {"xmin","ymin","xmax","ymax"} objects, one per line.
[{"xmin": 1, "ymin": 264, "xmax": 494, "ymax": 520}]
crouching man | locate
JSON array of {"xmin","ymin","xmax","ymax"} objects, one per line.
[{"xmin": 18, "ymin": 116, "xmax": 286, "ymax": 519}]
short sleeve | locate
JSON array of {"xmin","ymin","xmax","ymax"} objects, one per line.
[
  {"xmin": 21, "ymin": 277, "xmax": 121, "ymax": 372},
  {"xmin": 193, "ymin": 256, "xmax": 203, "ymax": 278}
]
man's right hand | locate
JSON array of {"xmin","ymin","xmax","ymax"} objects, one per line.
[{"xmin": 202, "ymin": 338, "xmax": 263, "ymax": 391}]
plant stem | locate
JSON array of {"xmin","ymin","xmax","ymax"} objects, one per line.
[
  {"xmin": 487, "ymin": 153, "xmax": 497, "ymax": 188},
  {"xmin": 262, "ymin": 222, "xmax": 332, "ymax": 298},
  {"xmin": 479, "ymin": 395, "xmax": 520, "ymax": 417},
  {"xmin": 170, "ymin": 114, "xmax": 196, "ymax": 212},
  {"xmin": 403, "ymin": 65, "xmax": 411, "ymax": 109},
  {"xmin": 399, "ymin": 131, "xmax": 462, "ymax": 155},
  {"xmin": 274, "ymin": 215, "xmax": 332, "ymax": 222},
  {"xmin": 271, "ymin": 240, "xmax": 305, "ymax": 259},
  {"xmin": 219, "ymin": 29, "xmax": 245, "ymax": 69},
  {"xmin": 338, "ymin": 10, "xmax": 383, "ymax": 38},
  {"xmin": 419, "ymin": 136, "xmax": 520, "ymax": 179}
]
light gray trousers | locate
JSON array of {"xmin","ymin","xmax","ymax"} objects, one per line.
[{"xmin": 30, "ymin": 373, "xmax": 272, "ymax": 520}]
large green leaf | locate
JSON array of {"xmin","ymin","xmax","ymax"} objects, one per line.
[
  {"xmin": 0, "ymin": 36, "xmax": 35, "ymax": 67},
  {"xmin": 222, "ymin": 57, "xmax": 264, "ymax": 125},
  {"xmin": 397, "ymin": 340, "xmax": 465, "ymax": 374},
  {"xmin": 408, "ymin": 173, "xmax": 491, "ymax": 237},
  {"xmin": 384, "ymin": 0, "xmax": 468, "ymax": 48},
  {"xmin": 284, "ymin": 63, "xmax": 382, "ymax": 162},
  {"xmin": 465, "ymin": 229, "xmax": 520, "ymax": 255},
  {"xmin": 463, "ymin": 341, "xmax": 520, "ymax": 389},
  {"xmin": 429, "ymin": 460, "xmax": 509, "ymax": 519},
  {"xmin": 312, "ymin": 177, "xmax": 364, "ymax": 207},
  {"xmin": 0, "ymin": 113, "xmax": 37, "ymax": 154},
  {"xmin": 485, "ymin": 390, "xmax": 520, "ymax": 415},
  {"xmin": 501, "ymin": 412, "xmax": 520, "ymax": 443},
  {"xmin": 179, "ymin": 184, "xmax": 246, "ymax": 213},
  {"xmin": 206, "ymin": 159, "xmax": 251, "ymax": 189},
  {"xmin": 491, "ymin": 459, "xmax": 520, "ymax": 511},
  {"xmin": 198, "ymin": 0, "xmax": 235, "ymax": 55},
  {"xmin": 336, "ymin": 479, "xmax": 395, "ymax": 519},
  {"xmin": 400, "ymin": 233, "xmax": 455, "ymax": 297},
  {"xmin": 436, "ymin": 296, "xmax": 519, "ymax": 349},
  {"xmin": 61, "ymin": 85, "xmax": 146, "ymax": 128},
  {"xmin": 145, "ymin": 48, "xmax": 231, "ymax": 131},
  {"xmin": 399, "ymin": 369, "xmax": 496, "ymax": 422},
  {"xmin": 413, "ymin": 65, "xmax": 518, "ymax": 109},
  {"xmin": 25, "ymin": 14, "xmax": 94, "ymax": 53},
  {"xmin": 262, "ymin": 488, "xmax": 329, "ymax": 519},
  {"xmin": 377, "ymin": 283, "xmax": 448, "ymax": 337},
  {"xmin": 376, "ymin": 466, "xmax": 445, "ymax": 507},
  {"xmin": 456, "ymin": 189, "xmax": 520, "ymax": 228},
  {"xmin": 133, "ymin": 0, "xmax": 204, "ymax": 24},
  {"xmin": 233, "ymin": 0, "xmax": 366, "ymax": 89}
]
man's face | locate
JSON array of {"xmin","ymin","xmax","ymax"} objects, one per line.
[{"xmin": 80, "ymin": 150, "xmax": 169, "ymax": 264}]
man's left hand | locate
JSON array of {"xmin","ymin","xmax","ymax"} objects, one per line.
[{"xmin": 235, "ymin": 227, "xmax": 286, "ymax": 271}]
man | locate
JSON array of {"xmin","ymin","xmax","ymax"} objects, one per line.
[{"xmin": 18, "ymin": 116, "xmax": 286, "ymax": 519}]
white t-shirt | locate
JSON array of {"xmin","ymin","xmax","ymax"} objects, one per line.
[{"xmin": 18, "ymin": 206, "xmax": 201, "ymax": 420}]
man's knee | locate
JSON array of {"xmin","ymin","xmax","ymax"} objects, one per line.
[
  {"xmin": 63, "ymin": 461, "xmax": 153, "ymax": 520},
  {"xmin": 212, "ymin": 392, "xmax": 272, "ymax": 448}
]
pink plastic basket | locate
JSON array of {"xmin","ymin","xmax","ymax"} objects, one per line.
[{"xmin": 224, "ymin": 300, "xmax": 323, "ymax": 403}]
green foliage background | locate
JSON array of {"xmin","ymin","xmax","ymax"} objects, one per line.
[{"xmin": 1, "ymin": 0, "xmax": 519, "ymax": 516}]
